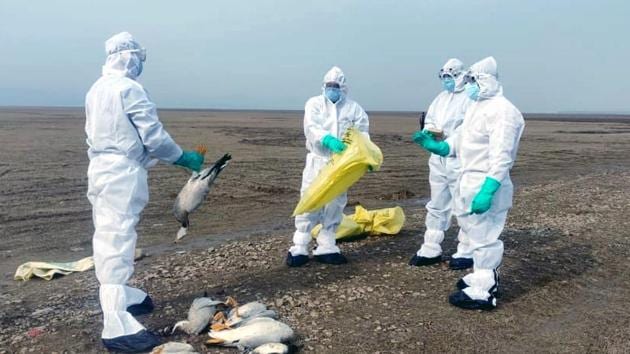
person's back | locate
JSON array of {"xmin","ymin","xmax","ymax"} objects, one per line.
[
  {"xmin": 85, "ymin": 31, "xmax": 204, "ymax": 353},
  {"xmin": 86, "ymin": 75, "xmax": 148, "ymax": 163}
]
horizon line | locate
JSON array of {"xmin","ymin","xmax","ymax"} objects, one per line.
[{"xmin": 1, "ymin": 105, "xmax": 629, "ymax": 117}]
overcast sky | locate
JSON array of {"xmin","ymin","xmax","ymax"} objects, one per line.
[{"xmin": 0, "ymin": 0, "xmax": 627, "ymax": 113}]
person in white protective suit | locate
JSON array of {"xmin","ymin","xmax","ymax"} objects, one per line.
[
  {"xmin": 409, "ymin": 58, "xmax": 474, "ymax": 270},
  {"xmin": 85, "ymin": 32, "xmax": 204, "ymax": 352},
  {"xmin": 415, "ymin": 56, "xmax": 524, "ymax": 310},
  {"xmin": 286, "ymin": 66, "xmax": 370, "ymax": 267}
]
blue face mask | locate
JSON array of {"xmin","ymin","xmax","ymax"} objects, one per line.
[
  {"xmin": 325, "ymin": 87, "xmax": 341, "ymax": 103},
  {"xmin": 465, "ymin": 82, "xmax": 480, "ymax": 101},
  {"xmin": 442, "ymin": 77, "xmax": 455, "ymax": 92}
]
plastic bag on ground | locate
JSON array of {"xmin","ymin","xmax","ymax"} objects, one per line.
[
  {"xmin": 14, "ymin": 257, "xmax": 95, "ymax": 281},
  {"xmin": 293, "ymin": 127, "xmax": 383, "ymax": 216},
  {"xmin": 14, "ymin": 249, "xmax": 145, "ymax": 281},
  {"xmin": 312, "ymin": 205, "xmax": 405, "ymax": 241}
]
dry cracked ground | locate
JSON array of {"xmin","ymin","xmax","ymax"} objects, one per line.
[{"xmin": 1, "ymin": 108, "xmax": 630, "ymax": 353}]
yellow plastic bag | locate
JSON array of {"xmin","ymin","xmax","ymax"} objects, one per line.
[
  {"xmin": 312, "ymin": 205, "xmax": 406, "ymax": 241},
  {"xmin": 293, "ymin": 128, "xmax": 383, "ymax": 216}
]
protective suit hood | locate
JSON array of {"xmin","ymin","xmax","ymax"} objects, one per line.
[
  {"xmin": 321, "ymin": 66, "xmax": 348, "ymax": 103},
  {"xmin": 102, "ymin": 32, "xmax": 145, "ymax": 80},
  {"xmin": 468, "ymin": 56, "xmax": 502, "ymax": 100},
  {"xmin": 441, "ymin": 58, "xmax": 466, "ymax": 92}
]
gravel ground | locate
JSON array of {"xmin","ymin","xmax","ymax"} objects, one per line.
[{"xmin": 1, "ymin": 109, "xmax": 629, "ymax": 353}]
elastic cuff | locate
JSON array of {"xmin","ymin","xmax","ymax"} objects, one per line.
[
  {"xmin": 289, "ymin": 245, "xmax": 309, "ymax": 257},
  {"xmin": 417, "ymin": 243, "xmax": 442, "ymax": 258},
  {"xmin": 293, "ymin": 230, "xmax": 312, "ymax": 246}
]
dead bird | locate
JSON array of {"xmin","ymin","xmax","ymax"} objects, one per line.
[
  {"xmin": 251, "ymin": 342, "xmax": 289, "ymax": 354},
  {"xmin": 150, "ymin": 341, "xmax": 199, "ymax": 354},
  {"xmin": 206, "ymin": 317, "xmax": 294, "ymax": 351},
  {"xmin": 173, "ymin": 151, "xmax": 232, "ymax": 241},
  {"xmin": 172, "ymin": 294, "xmax": 225, "ymax": 335},
  {"xmin": 212, "ymin": 300, "xmax": 277, "ymax": 331}
]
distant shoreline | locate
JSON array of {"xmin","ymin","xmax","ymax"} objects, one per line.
[{"xmin": 0, "ymin": 106, "xmax": 628, "ymax": 122}]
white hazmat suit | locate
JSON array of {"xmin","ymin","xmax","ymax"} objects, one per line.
[
  {"xmin": 416, "ymin": 58, "xmax": 472, "ymax": 261},
  {"xmin": 449, "ymin": 57, "xmax": 525, "ymax": 308},
  {"xmin": 85, "ymin": 32, "xmax": 182, "ymax": 346},
  {"xmin": 289, "ymin": 67, "xmax": 369, "ymax": 259}
]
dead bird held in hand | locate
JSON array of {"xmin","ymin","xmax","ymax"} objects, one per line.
[{"xmin": 174, "ymin": 148, "xmax": 232, "ymax": 241}]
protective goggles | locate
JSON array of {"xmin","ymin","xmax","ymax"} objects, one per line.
[
  {"xmin": 463, "ymin": 72, "xmax": 478, "ymax": 84},
  {"xmin": 116, "ymin": 48, "xmax": 147, "ymax": 62},
  {"xmin": 438, "ymin": 68, "xmax": 460, "ymax": 79},
  {"xmin": 324, "ymin": 82, "xmax": 341, "ymax": 89}
]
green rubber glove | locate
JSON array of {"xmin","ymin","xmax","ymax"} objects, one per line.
[
  {"xmin": 174, "ymin": 150, "xmax": 205, "ymax": 172},
  {"xmin": 322, "ymin": 134, "xmax": 347, "ymax": 154},
  {"xmin": 471, "ymin": 177, "xmax": 501, "ymax": 214},
  {"xmin": 411, "ymin": 130, "xmax": 450, "ymax": 157}
]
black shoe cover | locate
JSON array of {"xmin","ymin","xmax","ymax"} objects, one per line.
[
  {"xmin": 314, "ymin": 253, "xmax": 348, "ymax": 265},
  {"xmin": 286, "ymin": 252, "xmax": 309, "ymax": 267},
  {"xmin": 102, "ymin": 329, "xmax": 161, "ymax": 353},
  {"xmin": 408, "ymin": 254, "xmax": 442, "ymax": 267},
  {"xmin": 449, "ymin": 257, "xmax": 473, "ymax": 270},
  {"xmin": 449, "ymin": 290, "xmax": 497, "ymax": 311},
  {"xmin": 127, "ymin": 295, "xmax": 154, "ymax": 316}
]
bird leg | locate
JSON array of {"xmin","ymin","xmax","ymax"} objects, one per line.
[
  {"xmin": 206, "ymin": 338, "xmax": 225, "ymax": 345},
  {"xmin": 224, "ymin": 296, "xmax": 240, "ymax": 317},
  {"xmin": 210, "ymin": 322, "xmax": 230, "ymax": 331},
  {"xmin": 224, "ymin": 296, "xmax": 238, "ymax": 308},
  {"xmin": 210, "ymin": 311, "xmax": 231, "ymax": 331},
  {"xmin": 213, "ymin": 311, "xmax": 226, "ymax": 322}
]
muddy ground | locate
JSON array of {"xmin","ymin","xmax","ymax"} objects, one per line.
[{"xmin": 1, "ymin": 108, "xmax": 629, "ymax": 353}]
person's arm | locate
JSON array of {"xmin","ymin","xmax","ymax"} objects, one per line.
[
  {"xmin": 444, "ymin": 96, "xmax": 473, "ymax": 157},
  {"xmin": 304, "ymin": 99, "xmax": 329, "ymax": 146},
  {"xmin": 122, "ymin": 84, "xmax": 182, "ymax": 163},
  {"xmin": 353, "ymin": 104, "xmax": 370, "ymax": 139},
  {"xmin": 444, "ymin": 127, "xmax": 459, "ymax": 158},
  {"xmin": 486, "ymin": 107, "xmax": 524, "ymax": 182},
  {"xmin": 423, "ymin": 95, "xmax": 440, "ymax": 130}
]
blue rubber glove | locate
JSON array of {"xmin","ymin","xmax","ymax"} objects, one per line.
[
  {"xmin": 322, "ymin": 134, "xmax": 347, "ymax": 154},
  {"xmin": 174, "ymin": 150, "xmax": 204, "ymax": 172},
  {"xmin": 411, "ymin": 130, "xmax": 450, "ymax": 157},
  {"xmin": 471, "ymin": 177, "xmax": 501, "ymax": 214}
]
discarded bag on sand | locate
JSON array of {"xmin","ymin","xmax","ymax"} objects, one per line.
[
  {"xmin": 293, "ymin": 127, "xmax": 383, "ymax": 216},
  {"xmin": 14, "ymin": 249, "xmax": 145, "ymax": 281},
  {"xmin": 311, "ymin": 205, "xmax": 405, "ymax": 240}
]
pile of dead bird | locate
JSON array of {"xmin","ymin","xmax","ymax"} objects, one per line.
[{"xmin": 156, "ymin": 294, "xmax": 294, "ymax": 354}]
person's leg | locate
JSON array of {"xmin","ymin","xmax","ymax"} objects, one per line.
[
  {"xmin": 449, "ymin": 210, "xmax": 507, "ymax": 310},
  {"xmin": 125, "ymin": 286, "xmax": 153, "ymax": 316},
  {"xmin": 89, "ymin": 158, "xmax": 160, "ymax": 351},
  {"xmin": 411, "ymin": 157, "xmax": 450, "ymax": 265},
  {"xmin": 449, "ymin": 227, "xmax": 474, "ymax": 270},
  {"xmin": 313, "ymin": 192, "xmax": 347, "ymax": 263},
  {"xmin": 288, "ymin": 154, "xmax": 326, "ymax": 266},
  {"xmin": 291, "ymin": 211, "xmax": 319, "ymax": 257},
  {"xmin": 448, "ymin": 161, "xmax": 473, "ymax": 270}
]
